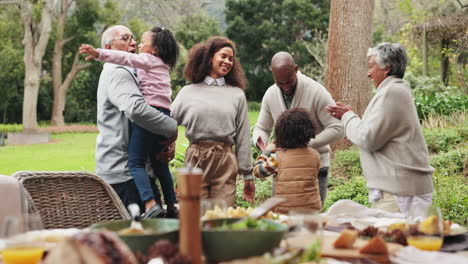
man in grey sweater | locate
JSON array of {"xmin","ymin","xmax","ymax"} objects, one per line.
[
  {"xmin": 92, "ymin": 25, "xmax": 177, "ymax": 211},
  {"xmin": 253, "ymin": 52, "xmax": 343, "ymax": 205},
  {"xmin": 327, "ymin": 43, "xmax": 434, "ymax": 217}
]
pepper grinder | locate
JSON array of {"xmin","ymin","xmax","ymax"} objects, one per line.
[{"xmin": 177, "ymin": 167, "xmax": 203, "ymax": 264}]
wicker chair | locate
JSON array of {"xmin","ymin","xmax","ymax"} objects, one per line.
[{"xmin": 13, "ymin": 171, "xmax": 130, "ymax": 229}]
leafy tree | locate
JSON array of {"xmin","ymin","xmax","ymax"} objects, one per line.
[
  {"xmin": 301, "ymin": 30, "xmax": 327, "ymax": 83},
  {"xmin": 0, "ymin": 0, "xmax": 55, "ymax": 131},
  {"xmin": 374, "ymin": 0, "xmax": 466, "ymax": 86},
  {"xmin": 0, "ymin": 7, "xmax": 24, "ymax": 123},
  {"xmin": 128, "ymin": 17, "xmax": 148, "ymax": 40},
  {"xmin": 64, "ymin": 68, "xmax": 101, "ymax": 123},
  {"xmin": 116, "ymin": 0, "xmax": 207, "ymax": 28},
  {"xmin": 171, "ymin": 13, "xmax": 223, "ymax": 97},
  {"xmin": 49, "ymin": 0, "xmax": 120, "ymax": 125},
  {"xmin": 175, "ymin": 13, "xmax": 223, "ymax": 49},
  {"xmin": 225, "ymin": 0, "xmax": 330, "ymax": 101}
]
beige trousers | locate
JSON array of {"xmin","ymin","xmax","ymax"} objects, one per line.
[
  {"xmin": 371, "ymin": 191, "xmax": 401, "ymax": 213},
  {"xmin": 184, "ymin": 141, "xmax": 238, "ymax": 207}
]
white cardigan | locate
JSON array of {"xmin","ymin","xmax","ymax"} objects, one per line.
[
  {"xmin": 342, "ymin": 76, "xmax": 434, "ymax": 196},
  {"xmin": 253, "ymin": 72, "xmax": 343, "ymax": 168}
]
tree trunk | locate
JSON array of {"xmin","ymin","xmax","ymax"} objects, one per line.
[
  {"xmin": 441, "ymin": 38, "xmax": 450, "ymax": 86},
  {"xmin": 422, "ymin": 25, "xmax": 428, "ymax": 76},
  {"xmin": 2, "ymin": 105, "xmax": 6, "ymax": 123},
  {"xmin": 325, "ymin": 0, "xmax": 375, "ymax": 149},
  {"xmin": 51, "ymin": 51, "xmax": 91, "ymax": 126},
  {"xmin": 19, "ymin": 0, "xmax": 54, "ymax": 132},
  {"xmin": 50, "ymin": 0, "xmax": 91, "ymax": 126},
  {"xmin": 50, "ymin": 0, "xmax": 66, "ymax": 126}
]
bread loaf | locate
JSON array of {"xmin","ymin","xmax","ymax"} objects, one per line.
[
  {"xmin": 359, "ymin": 235, "xmax": 388, "ymax": 254},
  {"xmin": 333, "ymin": 229, "xmax": 359, "ymax": 249}
]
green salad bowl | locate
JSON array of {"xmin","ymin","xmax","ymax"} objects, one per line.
[
  {"xmin": 201, "ymin": 218, "xmax": 287, "ymax": 262},
  {"xmin": 90, "ymin": 219, "xmax": 179, "ymax": 254}
]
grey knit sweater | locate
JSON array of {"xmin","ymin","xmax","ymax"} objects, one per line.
[
  {"xmin": 95, "ymin": 63, "xmax": 177, "ymax": 184},
  {"xmin": 172, "ymin": 82, "xmax": 253, "ymax": 179}
]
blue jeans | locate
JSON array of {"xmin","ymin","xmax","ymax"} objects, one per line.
[
  {"xmin": 128, "ymin": 107, "xmax": 177, "ymax": 206},
  {"xmin": 111, "ymin": 179, "xmax": 145, "ymax": 213},
  {"xmin": 318, "ymin": 167, "xmax": 329, "ymax": 206}
]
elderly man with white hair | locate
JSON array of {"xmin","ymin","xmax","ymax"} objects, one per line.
[
  {"xmin": 326, "ymin": 43, "xmax": 434, "ymax": 217},
  {"xmin": 89, "ymin": 25, "xmax": 177, "ymax": 216}
]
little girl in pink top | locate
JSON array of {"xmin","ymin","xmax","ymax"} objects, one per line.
[{"xmin": 80, "ymin": 27, "xmax": 179, "ymax": 218}]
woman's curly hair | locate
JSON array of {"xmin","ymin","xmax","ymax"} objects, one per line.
[
  {"xmin": 275, "ymin": 108, "xmax": 316, "ymax": 149},
  {"xmin": 151, "ymin": 26, "xmax": 179, "ymax": 70},
  {"xmin": 183, "ymin": 36, "xmax": 247, "ymax": 89}
]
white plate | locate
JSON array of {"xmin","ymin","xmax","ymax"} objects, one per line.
[{"xmin": 447, "ymin": 224, "xmax": 467, "ymax": 237}]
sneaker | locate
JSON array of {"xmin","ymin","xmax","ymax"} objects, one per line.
[
  {"xmin": 165, "ymin": 207, "xmax": 179, "ymax": 219},
  {"xmin": 142, "ymin": 204, "xmax": 165, "ymax": 219}
]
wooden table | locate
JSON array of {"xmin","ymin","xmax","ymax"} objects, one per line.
[{"xmin": 285, "ymin": 232, "xmax": 402, "ymax": 263}]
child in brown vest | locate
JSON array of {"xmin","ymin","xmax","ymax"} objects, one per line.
[{"xmin": 253, "ymin": 108, "xmax": 321, "ymax": 214}]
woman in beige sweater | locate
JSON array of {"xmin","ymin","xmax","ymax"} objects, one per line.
[{"xmin": 171, "ymin": 37, "xmax": 255, "ymax": 206}]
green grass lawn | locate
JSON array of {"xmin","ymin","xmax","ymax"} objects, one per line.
[
  {"xmin": 0, "ymin": 133, "xmax": 97, "ymax": 175},
  {"xmin": 0, "ymin": 112, "xmax": 260, "ymax": 175}
]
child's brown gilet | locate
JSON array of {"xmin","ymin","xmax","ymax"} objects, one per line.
[{"xmin": 274, "ymin": 147, "xmax": 321, "ymax": 214}]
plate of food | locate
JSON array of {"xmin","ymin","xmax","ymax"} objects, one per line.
[{"xmin": 202, "ymin": 205, "xmax": 280, "ymax": 220}]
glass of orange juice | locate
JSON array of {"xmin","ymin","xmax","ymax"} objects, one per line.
[
  {"xmin": 1, "ymin": 214, "xmax": 45, "ymax": 264},
  {"xmin": 407, "ymin": 206, "xmax": 444, "ymax": 251}
]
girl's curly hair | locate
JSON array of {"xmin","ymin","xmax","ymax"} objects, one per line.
[
  {"xmin": 275, "ymin": 108, "xmax": 316, "ymax": 149},
  {"xmin": 183, "ymin": 36, "xmax": 247, "ymax": 89},
  {"xmin": 151, "ymin": 26, "xmax": 179, "ymax": 70}
]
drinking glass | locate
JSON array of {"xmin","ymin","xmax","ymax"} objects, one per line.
[
  {"xmin": 285, "ymin": 208, "xmax": 323, "ymax": 250},
  {"xmin": 407, "ymin": 205, "xmax": 444, "ymax": 251},
  {"xmin": 288, "ymin": 208, "xmax": 323, "ymax": 234},
  {"xmin": 1, "ymin": 214, "xmax": 45, "ymax": 264}
]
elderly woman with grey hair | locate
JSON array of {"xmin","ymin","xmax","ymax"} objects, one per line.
[{"xmin": 326, "ymin": 43, "xmax": 434, "ymax": 217}]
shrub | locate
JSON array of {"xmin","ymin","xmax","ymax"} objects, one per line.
[
  {"xmin": 422, "ymin": 111, "xmax": 467, "ymax": 130},
  {"xmin": 414, "ymin": 90, "xmax": 467, "ymax": 119},
  {"xmin": 404, "ymin": 73, "xmax": 467, "ymax": 119},
  {"xmin": 248, "ymin": 101, "xmax": 262, "ymax": 112},
  {"xmin": 250, "ymin": 125, "xmax": 262, "ymax": 160},
  {"xmin": 0, "ymin": 124, "xmax": 100, "ymax": 134},
  {"xmin": 330, "ymin": 147, "xmax": 362, "ymax": 181},
  {"xmin": 430, "ymin": 148, "xmax": 467, "ymax": 177},
  {"xmin": 423, "ymin": 128, "xmax": 464, "ymax": 153},
  {"xmin": 327, "ymin": 175, "xmax": 347, "ymax": 191},
  {"xmin": 405, "ymin": 73, "xmax": 468, "ymax": 119},
  {"xmin": 460, "ymin": 122, "xmax": 468, "ymax": 140},
  {"xmin": 37, "ymin": 125, "xmax": 98, "ymax": 134},
  {"xmin": 169, "ymin": 151, "xmax": 186, "ymax": 178},
  {"xmin": 0, "ymin": 124, "xmax": 22, "ymax": 133},
  {"xmin": 433, "ymin": 174, "xmax": 468, "ymax": 226},
  {"xmin": 405, "ymin": 73, "xmax": 451, "ymax": 93},
  {"xmin": 323, "ymin": 176, "xmax": 369, "ymax": 211},
  {"xmin": 235, "ymin": 177, "xmax": 272, "ymax": 208}
]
